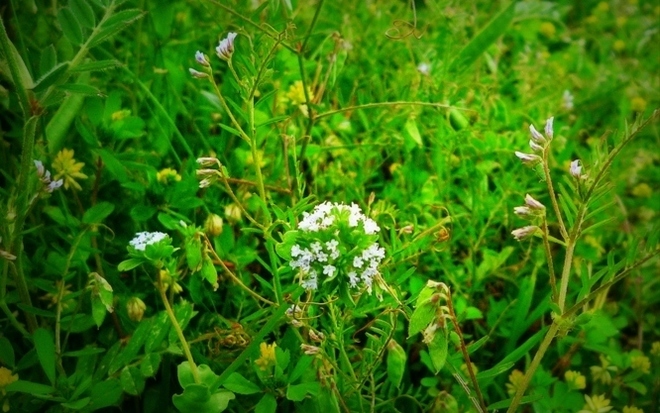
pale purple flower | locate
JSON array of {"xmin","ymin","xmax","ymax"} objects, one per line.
[
  {"xmin": 216, "ymin": 32, "xmax": 237, "ymax": 61},
  {"xmin": 514, "ymin": 206, "xmax": 533, "ymax": 218},
  {"xmin": 189, "ymin": 68, "xmax": 208, "ymax": 79},
  {"xmin": 544, "ymin": 117, "xmax": 554, "ymax": 140},
  {"xmin": 34, "ymin": 160, "xmax": 45, "ymax": 177},
  {"xmin": 524, "ymin": 194, "xmax": 545, "ymax": 210},
  {"xmin": 195, "ymin": 51, "xmax": 210, "ymax": 67},
  {"xmin": 47, "ymin": 179, "xmax": 64, "ymax": 193},
  {"xmin": 515, "ymin": 151, "xmax": 542, "ymax": 165},
  {"xmin": 570, "ymin": 159, "xmax": 583, "ymax": 178},
  {"xmin": 529, "ymin": 139, "xmax": 544, "ymax": 152},
  {"xmin": 529, "ymin": 124, "xmax": 546, "ymax": 145},
  {"xmin": 511, "ymin": 225, "xmax": 539, "ymax": 241}
]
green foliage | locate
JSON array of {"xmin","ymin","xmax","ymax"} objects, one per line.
[{"xmin": 0, "ymin": 0, "xmax": 658, "ymax": 412}]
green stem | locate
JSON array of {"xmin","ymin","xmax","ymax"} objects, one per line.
[
  {"xmin": 506, "ymin": 323, "xmax": 559, "ymax": 413},
  {"xmin": 0, "ymin": 15, "xmax": 31, "ymax": 118},
  {"xmin": 542, "ymin": 146, "xmax": 568, "ymax": 241},
  {"xmin": 246, "ymin": 97, "xmax": 268, "ymax": 212},
  {"xmin": 541, "ymin": 217, "xmax": 558, "ymax": 302},
  {"xmin": 158, "ymin": 280, "xmax": 200, "ymax": 384}
]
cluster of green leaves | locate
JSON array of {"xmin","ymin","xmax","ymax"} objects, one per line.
[{"xmin": 0, "ymin": 0, "xmax": 658, "ymax": 412}]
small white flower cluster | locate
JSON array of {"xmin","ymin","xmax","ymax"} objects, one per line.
[
  {"xmin": 515, "ymin": 117, "xmax": 554, "ymax": 166},
  {"xmin": 298, "ymin": 201, "xmax": 380, "ymax": 234},
  {"xmin": 190, "ymin": 32, "xmax": 237, "ymax": 79},
  {"xmin": 129, "ymin": 231, "xmax": 168, "ymax": 251},
  {"xmin": 34, "ymin": 160, "xmax": 63, "ymax": 193},
  {"xmin": 290, "ymin": 202, "xmax": 385, "ymax": 294}
]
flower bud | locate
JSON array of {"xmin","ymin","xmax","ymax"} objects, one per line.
[
  {"xmin": 204, "ymin": 213, "xmax": 224, "ymax": 237},
  {"xmin": 216, "ymin": 32, "xmax": 237, "ymax": 61},
  {"xmin": 189, "ymin": 68, "xmax": 209, "ymax": 79},
  {"xmin": 195, "ymin": 51, "xmax": 210, "ymax": 67},
  {"xmin": 524, "ymin": 194, "xmax": 545, "ymax": 210},
  {"xmin": 529, "ymin": 139, "xmax": 544, "ymax": 152},
  {"xmin": 300, "ymin": 344, "xmax": 320, "ymax": 355},
  {"xmin": 515, "ymin": 151, "xmax": 542, "ymax": 166},
  {"xmin": 126, "ymin": 297, "xmax": 146, "ymax": 322},
  {"xmin": 570, "ymin": 159, "xmax": 583, "ymax": 178},
  {"xmin": 225, "ymin": 203, "xmax": 242, "ymax": 224},
  {"xmin": 511, "ymin": 225, "xmax": 540, "ymax": 241},
  {"xmin": 529, "ymin": 124, "xmax": 547, "ymax": 145},
  {"xmin": 544, "ymin": 117, "xmax": 554, "ymax": 140}
]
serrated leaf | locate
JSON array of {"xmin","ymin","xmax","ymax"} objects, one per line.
[
  {"xmin": 33, "ymin": 328, "xmax": 56, "ymax": 385},
  {"xmin": 57, "ymin": 7, "xmax": 83, "ymax": 45},
  {"xmin": 70, "ymin": 0, "xmax": 96, "ymax": 28}
]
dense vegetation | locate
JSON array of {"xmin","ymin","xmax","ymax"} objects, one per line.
[{"xmin": 0, "ymin": 0, "xmax": 658, "ymax": 412}]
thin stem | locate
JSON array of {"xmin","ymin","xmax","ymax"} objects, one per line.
[
  {"xmin": 542, "ymin": 146, "xmax": 569, "ymax": 240},
  {"xmin": 158, "ymin": 278, "xmax": 200, "ymax": 384},
  {"xmin": 541, "ymin": 217, "xmax": 558, "ymax": 302},
  {"xmin": 204, "ymin": 236, "xmax": 275, "ymax": 306},
  {"xmin": 208, "ymin": 72, "xmax": 251, "ymax": 144},
  {"xmin": 447, "ymin": 290, "xmax": 487, "ymax": 413},
  {"xmin": 246, "ymin": 95, "xmax": 268, "ymax": 211},
  {"xmin": 506, "ymin": 323, "xmax": 560, "ymax": 413},
  {"xmin": 0, "ymin": 15, "xmax": 31, "ymax": 118}
]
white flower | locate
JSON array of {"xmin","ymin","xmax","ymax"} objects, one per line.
[
  {"xmin": 301, "ymin": 270, "xmax": 318, "ymax": 291},
  {"xmin": 570, "ymin": 159, "xmax": 583, "ymax": 178},
  {"xmin": 34, "ymin": 159, "xmax": 63, "ymax": 193},
  {"xmin": 544, "ymin": 117, "xmax": 554, "ymax": 140},
  {"xmin": 529, "ymin": 139, "xmax": 544, "ymax": 152},
  {"xmin": 216, "ymin": 32, "xmax": 237, "ymax": 61},
  {"xmin": 129, "ymin": 231, "xmax": 168, "ymax": 251},
  {"xmin": 189, "ymin": 68, "xmax": 208, "ymax": 79},
  {"xmin": 323, "ymin": 265, "xmax": 336, "ymax": 278},
  {"xmin": 353, "ymin": 255, "xmax": 364, "ymax": 268},
  {"xmin": 417, "ymin": 62, "xmax": 431, "ymax": 76},
  {"xmin": 363, "ymin": 218, "xmax": 380, "ymax": 234},
  {"xmin": 347, "ymin": 271, "xmax": 359, "ymax": 288},
  {"xmin": 529, "ymin": 124, "xmax": 546, "ymax": 145},
  {"xmin": 47, "ymin": 179, "xmax": 64, "ymax": 193},
  {"xmin": 524, "ymin": 194, "xmax": 545, "ymax": 210},
  {"xmin": 326, "ymin": 239, "xmax": 340, "ymax": 259},
  {"xmin": 514, "ymin": 206, "xmax": 533, "ymax": 218},
  {"xmin": 563, "ymin": 90, "xmax": 574, "ymax": 110}
]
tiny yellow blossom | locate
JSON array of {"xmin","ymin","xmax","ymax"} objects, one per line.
[
  {"xmin": 630, "ymin": 354, "xmax": 651, "ymax": 374},
  {"xmin": 622, "ymin": 406, "xmax": 643, "ymax": 413},
  {"xmin": 506, "ymin": 369, "xmax": 525, "ymax": 396},
  {"xmin": 565, "ymin": 370, "xmax": 587, "ymax": 390},
  {"xmin": 595, "ymin": 2, "xmax": 610, "ymax": 13},
  {"xmin": 111, "ymin": 109, "xmax": 131, "ymax": 121},
  {"xmin": 632, "ymin": 183, "xmax": 652, "ymax": 198},
  {"xmin": 286, "ymin": 80, "xmax": 314, "ymax": 106},
  {"xmin": 539, "ymin": 22, "xmax": 556, "ymax": 38},
  {"xmin": 651, "ymin": 341, "xmax": 660, "ymax": 357},
  {"xmin": 52, "ymin": 149, "xmax": 88, "ymax": 191},
  {"xmin": 613, "ymin": 40, "xmax": 626, "ymax": 52},
  {"xmin": 255, "ymin": 342, "xmax": 277, "ymax": 371},
  {"xmin": 157, "ymin": 168, "xmax": 182, "ymax": 184},
  {"xmin": 126, "ymin": 297, "xmax": 147, "ymax": 322},
  {"xmin": 578, "ymin": 394, "xmax": 612, "ymax": 413},
  {"xmin": 591, "ymin": 355, "xmax": 615, "ymax": 384},
  {"xmin": 224, "ymin": 203, "xmax": 242, "ymax": 224},
  {"xmin": 0, "ymin": 366, "xmax": 18, "ymax": 395},
  {"xmin": 631, "ymin": 97, "xmax": 647, "ymax": 112}
]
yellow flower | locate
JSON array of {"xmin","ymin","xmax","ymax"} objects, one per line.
[
  {"xmin": 622, "ymin": 406, "xmax": 643, "ymax": 413},
  {"xmin": 157, "ymin": 168, "xmax": 181, "ymax": 184},
  {"xmin": 590, "ymin": 356, "xmax": 616, "ymax": 384},
  {"xmin": 126, "ymin": 297, "xmax": 147, "ymax": 322},
  {"xmin": 632, "ymin": 183, "xmax": 652, "ymax": 198},
  {"xmin": 578, "ymin": 394, "xmax": 612, "ymax": 413},
  {"xmin": 631, "ymin": 97, "xmax": 647, "ymax": 112},
  {"xmin": 539, "ymin": 22, "xmax": 556, "ymax": 38},
  {"xmin": 565, "ymin": 370, "xmax": 586, "ymax": 390},
  {"xmin": 613, "ymin": 40, "xmax": 626, "ymax": 52},
  {"xmin": 52, "ymin": 149, "xmax": 88, "ymax": 191},
  {"xmin": 255, "ymin": 342, "xmax": 277, "ymax": 371},
  {"xmin": 651, "ymin": 341, "xmax": 660, "ymax": 357},
  {"xmin": 285, "ymin": 80, "xmax": 313, "ymax": 106},
  {"xmin": 0, "ymin": 366, "xmax": 18, "ymax": 395},
  {"xmin": 505, "ymin": 369, "xmax": 525, "ymax": 396},
  {"xmin": 630, "ymin": 354, "xmax": 651, "ymax": 374}
]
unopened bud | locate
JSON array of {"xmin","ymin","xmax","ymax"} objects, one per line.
[
  {"xmin": 126, "ymin": 297, "xmax": 146, "ymax": 322},
  {"xmin": 204, "ymin": 213, "xmax": 224, "ymax": 237},
  {"xmin": 189, "ymin": 68, "xmax": 209, "ymax": 79},
  {"xmin": 225, "ymin": 203, "xmax": 242, "ymax": 224},
  {"xmin": 300, "ymin": 344, "xmax": 320, "ymax": 355},
  {"xmin": 511, "ymin": 225, "xmax": 540, "ymax": 241}
]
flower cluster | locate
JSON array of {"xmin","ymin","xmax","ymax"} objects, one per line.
[
  {"xmin": 515, "ymin": 117, "xmax": 553, "ymax": 166},
  {"xmin": 189, "ymin": 32, "xmax": 237, "ymax": 79},
  {"xmin": 52, "ymin": 148, "xmax": 88, "ymax": 191},
  {"xmin": 129, "ymin": 231, "xmax": 169, "ymax": 251},
  {"xmin": 511, "ymin": 194, "xmax": 545, "ymax": 241},
  {"xmin": 34, "ymin": 160, "xmax": 63, "ymax": 193},
  {"xmin": 288, "ymin": 202, "xmax": 385, "ymax": 295}
]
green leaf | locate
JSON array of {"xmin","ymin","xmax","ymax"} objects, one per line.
[
  {"xmin": 386, "ymin": 340, "xmax": 406, "ymax": 388},
  {"xmin": 32, "ymin": 62, "xmax": 69, "ymax": 93},
  {"xmin": 186, "ymin": 237, "xmax": 203, "ymax": 271},
  {"xmin": 172, "ymin": 385, "xmax": 235, "ymax": 413},
  {"xmin": 91, "ymin": 294, "xmax": 107, "ymax": 327},
  {"xmin": 61, "ymin": 397, "xmax": 91, "ymax": 410},
  {"xmin": 449, "ymin": 2, "xmax": 516, "ymax": 73},
  {"xmin": 33, "ymin": 328, "xmax": 56, "ymax": 385},
  {"xmin": 110, "ymin": 319, "xmax": 152, "ymax": 374},
  {"xmin": 5, "ymin": 380, "xmax": 55, "ymax": 395},
  {"xmin": 254, "ymin": 393, "xmax": 277, "ymax": 413},
  {"xmin": 626, "ymin": 381, "xmax": 647, "ymax": 395},
  {"xmin": 58, "ymin": 83, "xmax": 101, "ymax": 96},
  {"xmin": 83, "ymin": 201, "xmax": 115, "ymax": 224},
  {"xmin": 286, "ymin": 382, "xmax": 320, "ymax": 402},
  {"xmin": 117, "ymin": 258, "xmax": 144, "ymax": 271},
  {"xmin": 476, "ymin": 361, "xmax": 514, "ymax": 380},
  {"xmin": 120, "ymin": 366, "xmax": 145, "ymax": 396},
  {"xmin": 178, "ymin": 362, "xmax": 220, "ymax": 389},
  {"xmin": 71, "ymin": 59, "xmax": 121, "ymax": 72},
  {"xmin": 404, "ymin": 117, "xmax": 423, "ymax": 147},
  {"xmin": 428, "ymin": 326, "xmax": 449, "ymax": 374},
  {"xmin": 222, "ymin": 372, "xmax": 261, "ymax": 395},
  {"xmin": 88, "ymin": 9, "xmax": 145, "ymax": 48},
  {"xmin": 408, "ymin": 300, "xmax": 436, "ymax": 338},
  {"xmin": 0, "ymin": 337, "xmax": 15, "ymax": 367},
  {"xmin": 70, "ymin": 0, "xmax": 96, "ymax": 28},
  {"xmin": 88, "ymin": 378, "xmax": 123, "ymax": 410},
  {"xmin": 288, "ymin": 355, "xmax": 314, "ymax": 384},
  {"xmin": 57, "ymin": 7, "xmax": 83, "ymax": 45},
  {"xmin": 145, "ymin": 312, "xmax": 170, "ymax": 352},
  {"xmin": 140, "ymin": 353, "xmax": 162, "ymax": 378},
  {"xmin": 39, "ymin": 45, "xmax": 57, "ymax": 77}
]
